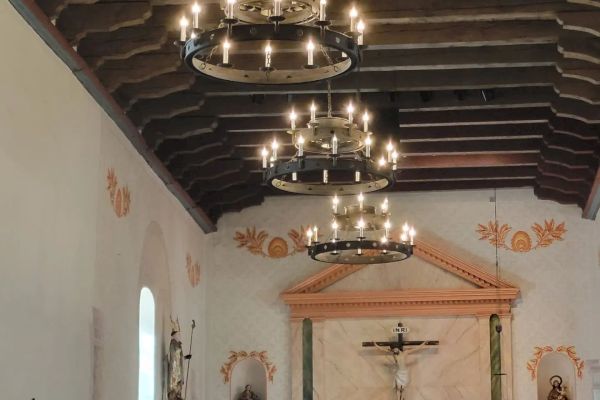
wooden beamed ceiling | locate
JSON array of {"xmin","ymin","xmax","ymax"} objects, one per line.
[{"xmin": 31, "ymin": 0, "xmax": 600, "ymax": 223}]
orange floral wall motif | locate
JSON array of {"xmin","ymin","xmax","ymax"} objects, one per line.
[
  {"xmin": 106, "ymin": 168, "xmax": 131, "ymax": 218},
  {"xmin": 526, "ymin": 345, "xmax": 584, "ymax": 380},
  {"xmin": 186, "ymin": 253, "xmax": 201, "ymax": 288},
  {"xmin": 477, "ymin": 219, "xmax": 566, "ymax": 253},
  {"xmin": 220, "ymin": 350, "xmax": 277, "ymax": 384},
  {"xmin": 234, "ymin": 226, "xmax": 307, "ymax": 258}
]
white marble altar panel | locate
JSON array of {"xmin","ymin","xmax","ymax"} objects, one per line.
[{"xmin": 321, "ymin": 317, "xmax": 481, "ymax": 400}]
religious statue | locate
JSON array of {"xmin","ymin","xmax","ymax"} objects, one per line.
[
  {"xmin": 238, "ymin": 384, "xmax": 260, "ymax": 400},
  {"xmin": 374, "ymin": 341, "xmax": 433, "ymax": 400},
  {"xmin": 167, "ymin": 317, "xmax": 184, "ymax": 400},
  {"xmin": 548, "ymin": 375, "xmax": 569, "ymax": 400},
  {"xmin": 363, "ymin": 322, "xmax": 438, "ymax": 400}
]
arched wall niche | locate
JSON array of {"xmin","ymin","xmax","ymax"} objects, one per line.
[
  {"xmin": 138, "ymin": 221, "xmax": 172, "ymax": 400},
  {"xmin": 230, "ymin": 358, "xmax": 268, "ymax": 400},
  {"xmin": 537, "ymin": 352, "xmax": 577, "ymax": 400}
]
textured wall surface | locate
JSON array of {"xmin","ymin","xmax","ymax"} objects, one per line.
[
  {"xmin": 208, "ymin": 190, "xmax": 600, "ymax": 400},
  {"xmin": 0, "ymin": 3, "xmax": 209, "ymax": 399}
]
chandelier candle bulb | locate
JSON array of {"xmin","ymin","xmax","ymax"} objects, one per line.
[
  {"xmin": 264, "ymin": 43, "xmax": 272, "ymax": 69},
  {"xmin": 409, "ymin": 227, "xmax": 416, "ymax": 245},
  {"xmin": 365, "ymin": 135, "xmax": 372, "ymax": 158},
  {"xmin": 400, "ymin": 232, "xmax": 408, "ymax": 243},
  {"xmin": 332, "ymin": 220, "xmax": 339, "ymax": 240},
  {"xmin": 306, "ymin": 228, "xmax": 313, "ymax": 246},
  {"xmin": 261, "ymin": 147, "xmax": 268, "ymax": 169},
  {"xmin": 358, "ymin": 192, "xmax": 364, "ymax": 210},
  {"xmin": 310, "ymin": 102, "xmax": 316, "ymax": 122},
  {"xmin": 355, "ymin": 170, "xmax": 361, "ymax": 182},
  {"xmin": 274, "ymin": 0, "xmax": 282, "ymax": 17},
  {"xmin": 222, "ymin": 40, "xmax": 231, "ymax": 64},
  {"xmin": 378, "ymin": 156, "xmax": 386, "ymax": 167},
  {"xmin": 381, "ymin": 198, "xmax": 389, "ymax": 214},
  {"xmin": 347, "ymin": 102, "xmax": 354, "ymax": 124},
  {"xmin": 384, "ymin": 219, "xmax": 391, "ymax": 238},
  {"xmin": 386, "ymin": 141, "xmax": 394, "ymax": 162},
  {"xmin": 292, "ymin": 172, "xmax": 298, "ymax": 181},
  {"xmin": 297, "ymin": 135, "xmax": 305, "ymax": 157},
  {"xmin": 350, "ymin": 7, "xmax": 358, "ymax": 32},
  {"xmin": 179, "ymin": 16, "xmax": 189, "ymax": 42},
  {"xmin": 358, "ymin": 218, "xmax": 365, "ymax": 238},
  {"xmin": 381, "ymin": 236, "xmax": 388, "ymax": 254},
  {"xmin": 271, "ymin": 139, "xmax": 279, "ymax": 160},
  {"xmin": 313, "ymin": 226, "xmax": 319, "ymax": 242},
  {"xmin": 289, "ymin": 109, "xmax": 297, "ymax": 130},
  {"xmin": 357, "ymin": 20, "xmax": 365, "ymax": 45},
  {"xmin": 332, "ymin": 135, "xmax": 338, "ymax": 155},
  {"xmin": 192, "ymin": 3, "xmax": 201, "ymax": 29},
  {"xmin": 323, "ymin": 169, "xmax": 329, "ymax": 183},
  {"xmin": 332, "ymin": 195, "xmax": 339, "ymax": 214},
  {"xmin": 362, "ymin": 111, "xmax": 369, "ymax": 132},
  {"xmin": 226, "ymin": 0, "xmax": 236, "ymax": 19},
  {"xmin": 307, "ymin": 40, "xmax": 315, "ymax": 66},
  {"xmin": 319, "ymin": 0, "xmax": 327, "ymax": 21}
]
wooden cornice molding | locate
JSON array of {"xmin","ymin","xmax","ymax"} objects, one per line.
[
  {"xmin": 281, "ymin": 238, "xmax": 520, "ymax": 319},
  {"xmin": 281, "ymin": 288, "xmax": 519, "ymax": 319},
  {"xmin": 283, "ymin": 239, "xmax": 516, "ymax": 295},
  {"xmin": 413, "ymin": 239, "xmax": 514, "ymax": 288}
]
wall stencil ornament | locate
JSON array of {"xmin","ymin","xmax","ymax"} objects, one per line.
[
  {"xmin": 186, "ymin": 254, "xmax": 201, "ymax": 288},
  {"xmin": 220, "ymin": 351, "xmax": 277, "ymax": 384},
  {"xmin": 234, "ymin": 226, "xmax": 307, "ymax": 258},
  {"xmin": 527, "ymin": 346, "xmax": 584, "ymax": 380},
  {"xmin": 477, "ymin": 219, "xmax": 566, "ymax": 253},
  {"xmin": 106, "ymin": 168, "xmax": 131, "ymax": 218}
]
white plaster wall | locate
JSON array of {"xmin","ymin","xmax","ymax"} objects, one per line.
[
  {"xmin": 208, "ymin": 189, "xmax": 600, "ymax": 400},
  {"xmin": 0, "ymin": 3, "xmax": 210, "ymax": 399}
]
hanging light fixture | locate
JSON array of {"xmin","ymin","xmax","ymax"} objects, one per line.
[
  {"xmin": 261, "ymin": 83, "xmax": 398, "ymax": 195},
  {"xmin": 176, "ymin": 1, "xmax": 364, "ymax": 85},
  {"xmin": 306, "ymin": 193, "xmax": 416, "ymax": 264}
]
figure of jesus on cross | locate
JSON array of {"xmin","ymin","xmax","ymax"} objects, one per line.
[{"xmin": 362, "ymin": 322, "xmax": 439, "ymax": 400}]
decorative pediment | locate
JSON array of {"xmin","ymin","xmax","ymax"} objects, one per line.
[{"xmin": 281, "ymin": 239, "xmax": 520, "ymax": 319}]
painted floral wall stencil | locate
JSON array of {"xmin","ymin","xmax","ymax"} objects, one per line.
[
  {"xmin": 106, "ymin": 168, "xmax": 131, "ymax": 218},
  {"xmin": 186, "ymin": 254, "xmax": 201, "ymax": 288},
  {"xmin": 526, "ymin": 345, "xmax": 584, "ymax": 380},
  {"xmin": 477, "ymin": 219, "xmax": 566, "ymax": 253},
  {"xmin": 234, "ymin": 226, "xmax": 307, "ymax": 258}
]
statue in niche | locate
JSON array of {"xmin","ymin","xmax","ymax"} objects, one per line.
[
  {"xmin": 374, "ymin": 342, "xmax": 431, "ymax": 400},
  {"xmin": 238, "ymin": 384, "xmax": 260, "ymax": 400},
  {"xmin": 167, "ymin": 317, "xmax": 184, "ymax": 400},
  {"xmin": 548, "ymin": 375, "xmax": 569, "ymax": 400}
]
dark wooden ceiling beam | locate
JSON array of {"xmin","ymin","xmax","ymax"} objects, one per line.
[
  {"xmin": 180, "ymin": 159, "xmax": 246, "ymax": 184},
  {"xmin": 558, "ymin": 33, "xmax": 600, "ymax": 64},
  {"xmin": 142, "ymin": 116, "xmax": 218, "ymax": 149},
  {"xmin": 557, "ymin": 11, "xmax": 600, "ymax": 37},
  {"xmin": 78, "ymin": 26, "xmax": 168, "ymax": 68},
  {"xmin": 36, "ymin": 0, "xmax": 97, "ymax": 20},
  {"xmin": 398, "ymin": 107, "xmax": 551, "ymax": 126},
  {"xmin": 155, "ymin": 131, "xmax": 229, "ymax": 163},
  {"xmin": 168, "ymin": 145, "xmax": 236, "ymax": 178},
  {"xmin": 551, "ymin": 98, "xmax": 600, "ymax": 122},
  {"xmin": 364, "ymin": 20, "xmax": 558, "ymax": 50},
  {"xmin": 127, "ymin": 92, "xmax": 205, "ymax": 127},
  {"xmin": 557, "ymin": 59, "xmax": 600, "ymax": 84},
  {"xmin": 96, "ymin": 47, "xmax": 182, "ymax": 92},
  {"xmin": 554, "ymin": 77, "xmax": 600, "ymax": 104},
  {"xmin": 56, "ymin": 2, "xmax": 152, "ymax": 44},
  {"xmin": 115, "ymin": 70, "xmax": 195, "ymax": 110}
]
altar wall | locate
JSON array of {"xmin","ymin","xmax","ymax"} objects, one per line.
[
  {"xmin": 206, "ymin": 189, "xmax": 600, "ymax": 400},
  {"xmin": 320, "ymin": 317, "xmax": 481, "ymax": 400}
]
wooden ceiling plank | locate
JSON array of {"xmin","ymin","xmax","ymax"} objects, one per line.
[{"xmin": 56, "ymin": 2, "xmax": 152, "ymax": 44}]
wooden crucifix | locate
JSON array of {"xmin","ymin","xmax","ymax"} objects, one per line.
[
  {"xmin": 362, "ymin": 322, "xmax": 439, "ymax": 351},
  {"xmin": 362, "ymin": 322, "xmax": 439, "ymax": 400}
]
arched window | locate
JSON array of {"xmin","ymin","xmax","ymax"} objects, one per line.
[{"xmin": 138, "ymin": 287, "xmax": 155, "ymax": 400}]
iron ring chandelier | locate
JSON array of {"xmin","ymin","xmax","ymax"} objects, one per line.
[
  {"xmin": 264, "ymin": 157, "xmax": 394, "ymax": 195},
  {"xmin": 305, "ymin": 195, "xmax": 416, "ymax": 264},
  {"xmin": 176, "ymin": 1, "xmax": 365, "ymax": 85}
]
